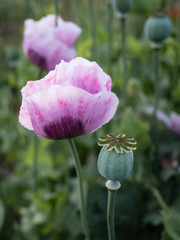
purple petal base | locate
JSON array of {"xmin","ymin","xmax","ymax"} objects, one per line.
[
  {"xmin": 43, "ymin": 116, "xmax": 84, "ymax": 139},
  {"xmin": 28, "ymin": 48, "xmax": 48, "ymax": 71}
]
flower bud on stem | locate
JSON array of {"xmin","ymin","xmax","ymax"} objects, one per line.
[{"xmin": 98, "ymin": 133, "xmax": 136, "ymax": 240}]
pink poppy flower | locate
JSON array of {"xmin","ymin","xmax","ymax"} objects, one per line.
[
  {"xmin": 23, "ymin": 14, "xmax": 82, "ymax": 71},
  {"xmin": 146, "ymin": 106, "xmax": 180, "ymax": 135},
  {"xmin": 19, "ymin": 57, "xmax": 119, "ymax": 139},
  {"xmin": 169, "ymin": 112, "xmax": 180, "ymax": 135},
  {"xmin": 146, "ymin": 106, "xmax": 171, "ymax": 127}
]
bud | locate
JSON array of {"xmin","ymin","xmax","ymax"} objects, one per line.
[
  {"xmin": 144, "ymin": 13, "xmax": 172, "ymax": 43},
  {"xmin": 116, "ymin": 0, "xmax": 133, "ymax": 14},
  {"xmin": 97, "ymin": 134, "xmax": 136, "ymax": 181}
]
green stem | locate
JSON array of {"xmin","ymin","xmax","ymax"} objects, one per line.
[
  {"xmin": 33, "ymin": 133, "xmax": 39, "ymax": 190},
  {"xmin": 89, "ymin": 0, "xmax": 96, "ymax": 60},
  {"xmin": 159, "ymin": 0, "xmax": 166, "ymax": 12},
  {"xmin": 38, "ymin": 0, "xmax": 44, "ymax": 16},
  {"xmin": 108, "ymin": 2, "xmax": 113, "ymax": 75},
  {"xmin": 121, "ymin": 17, "xmax": 128, "ymax": 104},
  {"xmin": 68, "ymin": 138, "xmax": 91, "ymax": 240},
  {"xmin": 25, "ymin": 0, "xmax": 34, "ymax": 18},
  {"xmin": 54, "ymin": 0, "xmax": 59, "ymax": 26},
  {"xmin": 66, "ymin": 0, "xmax": 73, "ymax": 20},
  {"xmin": 107, "ymin": 190, "xmax": 117, "ymax": 240},
  {"xmin": 153, "ymin": 48, "xmax": 160, "ymax": 161}
]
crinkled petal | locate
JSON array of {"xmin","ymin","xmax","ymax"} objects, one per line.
[
  {"xmin": 55, "ymin": 57, "xmax": 112, "ymax": 93},
  {"xmin": 36, "ymin": 15, "xmax": 82, "ymax": 47},
  {"xmin": 25, "ymin": 85, "xmax": 119, "ymax": 139},
  {"xmin": 19, "ymin": 101, "xmax": 34, "ymax": 130},
  {"xmin": 54, "ymin": 16, "xmax": 82, "ymax": 47},
  {"xmin": 19, "ymin": 70, "xmax": 56, "ymax": 130},
  {"xmin": 21, "ymin": 70, "xmax": 56, "ymax": 98}
]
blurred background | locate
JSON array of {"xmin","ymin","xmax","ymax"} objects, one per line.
[{"xmin": 0, "ymin": 0, "xmax": 180, "ymax": 239}]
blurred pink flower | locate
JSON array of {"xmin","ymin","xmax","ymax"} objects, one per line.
[
  {"xmin": 146, "ymin": 106, "xmax": 180, "ymax": 135},
  {"xmin": 19, "ymin": 57, "xmax": 119, "ymax": 139},
  {"xmin": 146, "ymin": 106, "xmax": 170, "ymax": 126},
  {"xmin": 23, "ymin": 14, "xmax": 82, "ymax": 71},
  {"xmin": 169, "ymin": 112, "xmax": 180, "ymax": 135}
]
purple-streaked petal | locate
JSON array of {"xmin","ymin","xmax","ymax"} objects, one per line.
[
  {"xmin": 25, "ymin": 85, "xmax": 119, "ymax": 139},
  {"xmin": 19, "ymin": 70, "xmax": 56, "ymax": 130},
  {"xmin": 55, "ymin": 57, "xmax": 112, "ymax": 93}
]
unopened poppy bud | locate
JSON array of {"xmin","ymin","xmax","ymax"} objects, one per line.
[
  {"xmin": 97, "ymin": 134, "xmax": 136, "ymax": 181},
  {"xmin": 144, "ymin": 13, "xmax": 172, "ymax": 43},
  {"xmin": 116, "ymin": 0, "xmax": 133, "ymax": 14}
]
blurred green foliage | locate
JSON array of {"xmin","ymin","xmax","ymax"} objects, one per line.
[{"xmin": 0, "ymin": 0, "xmax": 180, "ymax": 240}]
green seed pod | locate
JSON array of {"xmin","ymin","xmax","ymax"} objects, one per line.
[
  {"xmin": 98, "ymin": 147, "xmax": 133, "ymax": 181},
  {"xmin": 116, "ymin": 0, "xmax": 133, "ymax": 14},
  {"xmin": 97, "ymin": 134, "xmax": 136, "ymax": 181},
  {"xmin": 144, "ymin": 14, "xmax": 172, "ymax": 43}
]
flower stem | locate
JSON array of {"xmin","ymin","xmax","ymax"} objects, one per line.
[
  {"xmin": 153, "ymin": 48, "xmax": 160, "ymax": 161},
  {"xmin": 68, "ymin": 138, "xmax": 91, "ymax": 240},
  {"xmin": 121, "ymin": 17, "xmax": 128, "ymax": 105},
  {"xmin": 107, "ymin": 190, "xmax": 117, "ymax": 240},
  {"xmin": 25, "ymin": 0, "xmax": 34, "ymax": 18},
  {"xmin": 89, "ymin": 0, "xmax": 96, "ymax": 60},
  {"xmin": 66, "ymin": 0, "xmax": 73, "ymax": 20},
  {"xmin": 108, "ymin": 1, "xmax": 113, "ymax": 75},
  {"xmin": 54, "ymin": 0, "xmax": 59, "ymax": 26},
  {"xmin": 33, "ymin": 133, "xmax": 39, "ymax": 190},
  {"xmin": 38, "ymin": 0, "xmax": 45, "ymax": 16}
]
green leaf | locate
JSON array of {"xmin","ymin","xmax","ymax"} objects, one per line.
[{"xmin": 161, "ymin": 209, "xmax": 180, "ymax": 240}]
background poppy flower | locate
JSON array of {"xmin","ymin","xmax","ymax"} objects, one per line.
[{"xmin": 23, "ymin": 14, "xmax": 82, "ymax": 71}]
